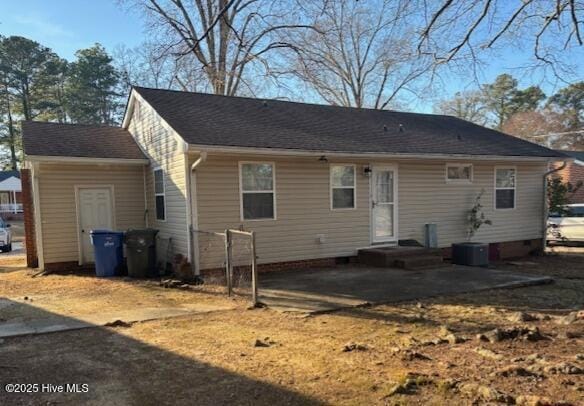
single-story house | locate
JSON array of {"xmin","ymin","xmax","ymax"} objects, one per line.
[
  {"xmin": 0, "ymin": 170, "xmax": 23, "ymax": 216},
  {"xmin": 22, "ymin": 87, "xmax": 569, "ymax": 272},
  {"xmin": 553, "ymin": 150, "xmax": 584, "ymax": 204}
]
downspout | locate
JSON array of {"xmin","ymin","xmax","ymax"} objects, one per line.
[
  {"xmin": 143, "ymin": 165, "xmax": 149, "ymax": 228},
  {"xmin": 542, "ymin": 160, "xmax": 568, "ymax": 253},
  {"xmin": 31, "ymin": 161, "xmax": 45, "ymax": 270},
  {"xmin": 187, "ymin": 152, "xmax": 207, "ymax": 275}
]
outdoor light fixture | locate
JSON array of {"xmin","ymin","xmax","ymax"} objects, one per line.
[
  {"xmin": 363, "ymin": 165, "xmax": 372, "ymax": 177},
  {"xmin": 318, "ymin": 155, "xmax": 328, "ymax": 162}
]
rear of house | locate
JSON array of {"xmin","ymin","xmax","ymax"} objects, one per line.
[{"xmin": 21, "ymin": 87, "xmax": 568, "ymax": 274}]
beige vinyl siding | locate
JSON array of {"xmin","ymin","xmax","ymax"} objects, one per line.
[
  {"xmin": 194, "ymin": 155, "xmax": 370, "ymax": 269},
  {"xmin": 398, "ymin": 161, "xmax": 545, "ymax": 245},
  {"xmin": 37, "ymin": 163, "xmax": 146, "ymax": 264},
  {"xmin": 194, "ymin": 154, "xmax": 546, "ymax": 269},
  {"xmin": 127, "ymin": 98, "xmax": 189, "ymax": 260}
]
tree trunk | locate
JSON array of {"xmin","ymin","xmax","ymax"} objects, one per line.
[
  {"xmin": 21, "ymin": 81, "xmax": 31, "ymax": 121},
  {"xmin": 6, "ymin": 99, "xmax": 18, "ymax": 170}
]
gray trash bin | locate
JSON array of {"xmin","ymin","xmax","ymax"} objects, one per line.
[{"xmin": 124, "ymin": 229, "xmax": 159, "ymax": 277}]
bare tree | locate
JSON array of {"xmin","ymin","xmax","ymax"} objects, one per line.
[
  {"xmin": 282, "ymin": 0, "xmax": 435, "ymax": 109},
  {"xmin": 127, "ymin": 0, "xmax": 316, "ymax": 96},
  {"xmin": 115, "ymin": 42, "xmax": 209, "ymax": 92},
  {"xmin": 434, "ymin": 90, "xmax": 489, "ymax": 125},
  {"xmin": 417, "ymin": 0, "xmax": 584, "ymax": 78}
]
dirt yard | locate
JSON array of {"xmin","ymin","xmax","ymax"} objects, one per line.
[{"xmin": 0, "ymin": 251, "xmax": 583, "ymax": 405}]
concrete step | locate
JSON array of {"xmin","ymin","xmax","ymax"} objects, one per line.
[
  {"xmin": 358, "ymin": 246, "xmax": 443, "ymax": 269},
  {"xmin": 394, "ymin": 255, "xmax": 444, "ymax": 270}
]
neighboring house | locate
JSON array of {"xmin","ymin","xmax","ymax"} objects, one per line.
[
  {"xmin": 0, "ymin": 170, "xmax": 23, "ymax": 216},
  {"xmin": 553, "ymin": 150, "xmax": 584, "ymax": 204},
  {"xmin": 22, "ymin": 87, "xmax": 568, "ymax": 272}
]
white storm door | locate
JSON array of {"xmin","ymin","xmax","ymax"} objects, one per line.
[
  {"xmin": 77, "ymin": 187, "xmax": 114, "ymax": 263},
  {"xmin": 372, "ymin": 166, "xmax": 397, "ymax": 243}
]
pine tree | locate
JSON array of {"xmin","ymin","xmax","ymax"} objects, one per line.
[{"xmin": 66, "ymin": 44, "xmax": 122, "ymax": 125}]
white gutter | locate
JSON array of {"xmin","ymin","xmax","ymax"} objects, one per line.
[
  {"xmin": 187, "ymin": 152, "xmax": 208, "ymax": 275},
  {"xmin": 186, "ymin": 144, "xmax": 557, "ymax": 162},
  {"xmin": 26, "ymin": 155, "xmax": 149, "ymax": 165},
  {"xmin": 542, "ymin": 160, "xmax": 569, "ymax": 252},
  {"xmin": 31, "ymin": 162, "xmax": 44, "ymax": 271},
  {"xmin": 143, "ymin": 166, "xmax": 149, "ymax": 228}
]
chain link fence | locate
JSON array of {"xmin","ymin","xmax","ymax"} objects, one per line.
[{"xmin": 192, "ymin": 229, "xmax": 258, "ymax": 305}]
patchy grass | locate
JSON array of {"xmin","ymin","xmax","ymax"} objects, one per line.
[{"xmin": 0, "ymin": 252, "xmax": 583, "ymax": 405}]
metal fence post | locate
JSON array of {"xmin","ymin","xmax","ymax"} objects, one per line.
[
  {"xmin": 250, "ymin": 231, "xmax": 258, "ymax": 306},
  {"xmin": 224, "ymin": 229, "xmax": 233, "ymax": 296}
]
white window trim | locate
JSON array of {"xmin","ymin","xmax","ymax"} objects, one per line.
[
  {"xmin": 445, "ymin": 163, "xmax": 473, "ymax": 183},
  {"xmin": 369, "ymin": 164, "xmax": 399, "ymax": 244},
  {"xmin": 153, "ymin": 167, "xmax": 167, "ymax": 222},
  {"xmin": 494, "ymin": 166, "xmax": 517, "ymax": 210},
  {"xmin": 239, "ymin": 161, "xmax": 277, "ymax": 221},
  {"xmin": 330, "ymin": 164, "xmax": 357, "ymax": 211}
]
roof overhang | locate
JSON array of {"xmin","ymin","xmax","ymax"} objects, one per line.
[
  {"xmin": 122, "ymin": 88, "xmax": 190, "ymax": 155},
  {"xmin": 121, "ymin": 88, "xmax": 137, "ymax": 129},
  {"xmin": 186, "ymin": 143, "xmax": 568, "ymax": 162},
  {"xmin": 25, "ymin": 155, "xmax": 149, "ymax": 165}
]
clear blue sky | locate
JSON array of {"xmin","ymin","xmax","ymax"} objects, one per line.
[
  {"xmin": 0, "ymin": 0, "xmax": 582, "ymax": 112},
  {"xmin": 0, "ymin": 0, "xmax": 143, "ymax": 59}
]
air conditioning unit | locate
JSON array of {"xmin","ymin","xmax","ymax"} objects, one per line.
[{"xmin": 451, "ymin": 242, "xmax": 489, "ymax": 267}]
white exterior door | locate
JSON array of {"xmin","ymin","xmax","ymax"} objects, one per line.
[
  {"xmin": 77, "ymin": 187, "xmax": 114, "ymax": 263},
  {"xmin": 371, "ymin": 166, "xmax": 397, "ymax": 243}
]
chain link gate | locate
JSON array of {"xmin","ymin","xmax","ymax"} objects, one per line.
[{"xmin": 193, "ymin": 229, "xmax": 258, "ymax": 305}]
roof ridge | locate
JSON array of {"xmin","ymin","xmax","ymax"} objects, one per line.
[{"xmin": 133, "ymin": 86, "xmax": 452, "ymax": 118}]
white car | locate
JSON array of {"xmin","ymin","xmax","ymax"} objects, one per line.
[
  {"xmin": 548, "ymin": 203, "xmax": 584, "ymax": 244},
  {"xmin": 0, "ymin": 218, "xmax": 12, "ymax": 252}
]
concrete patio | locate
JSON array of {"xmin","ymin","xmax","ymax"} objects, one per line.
[{"xmin": 258, "ymin": 264, "xmax": 553, "ymax": 313}]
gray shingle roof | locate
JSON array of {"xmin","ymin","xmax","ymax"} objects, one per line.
[
  {"xmin": 22, "ymin": 121, "xmax": 146, "ymax": 160},
  {"xmin": 135, "ymin": 87, "xmax": 565, "ymax": 158}
]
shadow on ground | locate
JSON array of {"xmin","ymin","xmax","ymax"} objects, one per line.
[{"xmin": 0, "ymin": 299, "xmax": 322, "ymax": 405}]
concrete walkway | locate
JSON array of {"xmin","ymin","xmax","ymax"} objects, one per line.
[
  {"xmin": 259, "ymin": 265, "xmax": 553, "ymax": 313},
  {"xmin": 0, "ymin": 304, "xmax": 231, "ymax": 338}
]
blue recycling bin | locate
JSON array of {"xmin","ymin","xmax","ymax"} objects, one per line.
[{"xmin": 90, "ymin": 230, "xmax": 124, "ymax": 277}]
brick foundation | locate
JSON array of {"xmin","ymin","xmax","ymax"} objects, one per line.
[
  {"xmin": 44, "ymin": 261, "xmax": 95, "ymax": 274},
  {"xmin": 496, "ymin": 238, "xmax": 543, "ymax": 260},
  {"xmin": 201, "ymin": 239, "xmax": 543, "ymax": 283},
  {"xmin": 200, "ymin": 257, "xmax": 341, "ymax": 284},
  {"xmin": 45, "ymin": 239, "xmax": 542, "ymax": 278},
  {"xmin": 21, "ymin": 169, "xmax": 38, "ymax": 268}
]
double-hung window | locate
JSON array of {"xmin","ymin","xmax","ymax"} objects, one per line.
[
  {"xmin": 331, "ymin": 165, "xmax": 356, "ymax": 209},
  {"xmin": 446, "ymin": 163, "xmax": 472, "ymax": 183},
  {"xmin": 495, "ymin": 167, "xmax": 516, "ymax": 209},
  {"xmin": 240, "ymin": 162, "xmax": 275, "ymax": 220},
  {"xmin": 154, "ymin": 168, "xmax": 166, "ymax": 220}
]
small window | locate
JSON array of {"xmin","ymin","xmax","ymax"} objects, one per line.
[
  {"xmin": 154, "ymin": 168, "xmax": 166, "ymax": 220},
  {"xmin": 331, "ymin": 165, "xmax": 356, "ymax": 209},
  {"xmin": 495, "ymin": 167, "xmax": 516, "ymax": 210},
  {"xmin": 240, "ymin": 162, "xmax": 275, "ymax": 220},
  {"xmin": 446, "ymin": 164, "xmax": 472, "ymax": 182}
]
